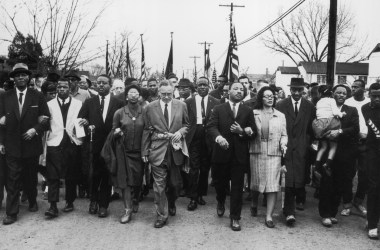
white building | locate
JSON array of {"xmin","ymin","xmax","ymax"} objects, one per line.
[{"xmin": 366, "ymin": 43, "xmax": 380, "ymax": 84}]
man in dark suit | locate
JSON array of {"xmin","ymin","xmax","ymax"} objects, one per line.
[
  {"xmin": 185, "ymin": 77, "xmax": 220, "ymax": 210},
  {"xmin": 276, "ymin": 78, "xmax": 316, "ymax": 226},
  {"xmin": 207, "ymin": 81, "xmax": 257, "ymax": 231},
  {"xmin": 318, "ymin": 84, "xmax": 359, "ymax": 227},
  {"xmin": 78, "ymin": 74, "xmax": 124, "ymax": 218},
  {"xmin": 0, "ymin": 63, "xmax": 50, "ymax": 225},
  {"xmin": 142, "ymin": 80, "xmax": 189, "ymax": 228},
  {"xmin": 209, "ymin": 75, "xmax": 228, "ymax": 99}
]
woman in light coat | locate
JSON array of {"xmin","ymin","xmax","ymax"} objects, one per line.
[{"xmin": 249, "ymin": 86, "xmax": 288, "ymax": 228}]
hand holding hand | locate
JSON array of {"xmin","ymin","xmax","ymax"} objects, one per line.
[
  {"xmin": 230, "ymin": 122, "xmax": 243, "ymax": 134},
  {"xmin": 217, "ymin": 137, "xmax": 229, "ymax": 150},
  {"xmin": 114, "ymin": 128, "xmax": 123, "ymax": 137},
  {"xmin": 244, "ymin": 127, "xmax": 253, "ymax": 136},
  {"xmin": 38, "ymin": 115, "xmax": 49, "ymax": 124},
  {"xmin": 78, "ymin": 118, "xmax": 89, "ymax": 127},
  {"xmin": 171, "ymin": 131, "xmax": 182, "ymax": 143},
  {"xmin": 22, "ymin": 128, "xmax": 36, "ymax": 140},
  {"xmin": 142, "ymin": 156, "xmax": 148, "ymax": 163},
  {"xmin": 280, "ymin": 165, "xmax": 287, "ymax": 174}
]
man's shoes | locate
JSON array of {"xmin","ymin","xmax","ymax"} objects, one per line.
[
  {"xmin": 187, "ymin": 199, "xmax": 198, "ymax": 211},
  {"xmin": 3, "ymin": 215, "xmax": 17, "ymax": 225},
  {"xmin": 250, "ymin": 206, "xmax": 258, "ymax": 217},
  {"xmin": 286, "ymin": 215, "xmax": 296, "ymax": 226},
  {"xmin": 42, "ymin": 192, "xmax": 48, "ymax": 200},
  {"xmin": 89, "ymin": 201, "xmax": 98, "ymax": 214},
  {"xmin": 321, "ymin": 218, "xmax": 332, "ymax": 227},
  {"xmin": 168, "ymin": 205, "xmax": 176, "ymax": 216},
  {"xmin": 340, "ymin": 208, "xmax": 351, "ymax": 216},
  {"xmin": 296, "ymin": 203, "xmax": 304, "ymax": 211},
  {"xmin": 330, "ymin": 217, "xmax": 338, "ymax": 224},
  {"xmin": 265, "ymin": 219, "xmax": 275, "ymax": 228},
  {"xmin": 21, "ymin": 192, "xmax": 28, "ymax": 203},
  {"xmin": 353, "ymin": 203, "xmax": 367, "ymax": 216},
  {"xmin": 197, "ymin": 196, "xmax": 206, "ymax": 205},
  {"xmin": 154, "ymin": 219, "xmax": 167, "ymax": 228},
  {"xmin": 98, "ymin": 207, "xmax": 108, "ymax": 218},
  {"xmin": 368, "ymin": 228, "xmax": 379, "ymax": 240},
  {"xmin": 45, "ymin": 206, "xmax": 58, "ymax": 218},
  {"xmin": 28, "ymin": 202, "xmax": 38, "ymax": 212},
  {"xmin": 63, "ymin": 203, "xmax": 74, "ymax": 213},
  {"xmin": 217, "ymin": 202, "xmax": 225, "ymax": 217},
  {"xmin": 110, "ymin": 192, "xmax": 120, "ymax": 201},
  {"xmin": 132, "ymin": 199, "xmax": 139, "ymax": 213},
  {"xmin": 120, "ymin": 210, "xmax": 132, "ymax": 224},
  {"xmin": 230, "ymin": 219, "xmax": 241, "ymax": 231}
]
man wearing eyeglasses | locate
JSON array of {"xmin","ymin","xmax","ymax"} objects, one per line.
[
  {"xmin": 209, "ymin": 75, "xmax": 228, "ymax": 100},
  {"xmin": 0, "ymin": 63, "xmax": 50, "ymax": 225}
]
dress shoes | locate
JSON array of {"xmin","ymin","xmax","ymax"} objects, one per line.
[
  {"xmin": 217, "ymin": 202, "xmax": 225, "ymax": 217},
  {"xmin": 63, "ymin": 203, "xmax": 74, "ymax": 213},
  {"xmin": 120, "ymin": 210, "xmax": 132, "ymax": 224},
  {"xmin": 110, "ymin": 192, "xmax": 121, "ymax": 201},
  {"xmin": 89, "ymin": 201, "xmax": 98, "ymax": 214},
  {"xmin": 187, "ymin": 200, "xmax": 198, "ymax": 211},
  {"xmin": 230, "ymin": 219, "xmax": 241, "ymax": 231},
  {"xmin": 368, "ymin": 228, "xmax": 379, "ymax": 240},
  {"xmin": 132, "ymin": 199, "xmax": 139, "ymax": 213},
  {"xmin": 265, "ymin": 219, "xmax": 275, "ymax": 228},
  {"xmin": 98, "ymin": 207, "xmax": 108, "ymax": 218},
  {"xmin": 28, "ymin": 202, "xmax": 38, "ymax": 212},
  {"xmin": 154, "ymin": 219, "xmax": 167, "ymax": 228},
  {"xmin": 286, "ymin": 215, "xmax": 296, "ymax": 226},
  {"xmin": 45, "ymin": 206, "xmax": 58, "ymax": 218},
  {"xmin": 197, "ymin": 196, "xmax": 206, "ymax": 205},
  {"xmin": 321, "ymin": 218, "xmax": 332, "ymax": 227},
  {"xmin": 168, "ymin": 205, "xmax": 176, "ymax": 216},
  {"xmin": 3, "ymin": 215, "xmax": 17, "ymax": 225},
  {"xmin": 250, "ymin": 207, "xmax": 258, "ymax": 217}
]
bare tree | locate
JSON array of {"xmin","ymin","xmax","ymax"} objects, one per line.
[
  {"xmin": 89, "ymin": 63, "xmax": 105, "ymax": 76},
  {"xmin": 262, "ymin": 0, "xmax": 367, "ymax": 65},
  {"xmin": 0, "ymin": 0, "xmax": 108, "ymax": 74}
]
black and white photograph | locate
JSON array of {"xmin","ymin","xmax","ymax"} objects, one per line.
[{"xmin": 0, "ymin": 0, "xmax": 380, "ymax": 249}]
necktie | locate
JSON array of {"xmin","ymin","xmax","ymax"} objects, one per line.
[
  {"xmin": 294, "ymin": 101, "xmax": 299, "ymax": 117},
  {"xmin": 100, "ymin": 96, "xmax": 105, "ymax": 114},
  {"xmin": 62, "ymin": 98, "xmax": 65, "ymax": 106},
  {"xmin": 232, "ymin": 103, "xmax": 237, "ymax": 118},
  {"xmin": 19, "ymin": 93, "xmax": 23, "ymax": 105},
  {"xmin": 201, "ymin": 97, "xmax": 206, "ymax": 120},
  {"xmin": 164, "ymin": 103, "xmax": 169, "ymax": 125}
]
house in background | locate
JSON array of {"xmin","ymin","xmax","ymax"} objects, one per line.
[
  {"xmin": 366, "ymin": 43, "xmax": 380, "ymax": 84},
  {"xmin": 246, "ymin": 73, "xmax": 274, "ymax": 90},
  {"xmin": 298, "ymin": 61, "xmax": 369, "ymax": 87},
  {"xmin": 275, "ymin": 66, "xmax": 300, "ymax": 95}
]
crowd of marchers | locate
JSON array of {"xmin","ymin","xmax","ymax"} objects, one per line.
[{"xmin": 0, "ymin": 63, "xmax": 380, "ymax": 240}]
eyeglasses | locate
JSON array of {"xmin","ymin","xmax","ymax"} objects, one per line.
[{"xmin": 263, "ymin": 95, "xmax": 274, "ymax": 99}]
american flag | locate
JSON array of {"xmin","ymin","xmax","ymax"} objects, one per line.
[
  {"xmin": 140, "ymin": 34, "xmax": 146, "ymax": 81},
  {"xmin": 229, "ymin": 14, "xmax": 239, "ymax": 82},
  {"xmin": 211, "ymin": 67, "xmax": 217, "ymax": 89},
  {"xmin": 106, "ymin": 41, "xmax": 111, "ymax": 77},
  {"xmin": 205, "ymin": 47, "xmax": 211, "ymax": 77}
]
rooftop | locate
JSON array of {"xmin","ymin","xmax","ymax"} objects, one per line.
[{"xmin": 298, "ymin": 61, "xmax": 368, "ymax": 75}]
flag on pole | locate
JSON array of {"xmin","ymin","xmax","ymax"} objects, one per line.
[
  {"xmin": 106, "ymin": 41, "xmax": 111, "ymax": 77},
  {"xmin": 125, "ymin": 39, "xmax": 132, "ymax": 78},
  {"xmin": 205, "ymin": 47, "xmax": 211, "ymax": 77},
  {"xmin": 165, "ymin": 33, "xmax": 173, "ymax": 79},
  {"xmin": 221, "ymin": 12, "xmax": 239, "ymax": 82},
  {"xmin": 193, "ymin": 69, "xmax": 197, "ymax": 84},
  {"xmin": 140, "ymin": 34, "xmax": 146, "ymax": 81},
  {"xmin": 160, "ymin": 66, "xmax": 165, "ymax": 81},
  {"xmin": 211, "ymin": 67, "xmax": 217, "ymax": 89}
]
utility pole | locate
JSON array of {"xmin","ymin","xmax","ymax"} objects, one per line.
[
  {"xmin": 198, "ymin": 41, "xmax": 213, "ymax": 76},
  {"xmin": 189, "ymin": 56, "xmax": 200, "ymax": 83},
  {"xmin": 326, "ymin": 0, "xmax": 337, "ymax": 86},
  {"xmin": 219, "ymin": 2, "xmax": 245, "ymax": 12}
]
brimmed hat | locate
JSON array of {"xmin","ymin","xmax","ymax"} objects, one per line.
[
  {"xmin": 288, "ymin": 78, "xmax": 306, "ymax": 88},
  {"xmin": 178, "ymin": 78, "xmax": 192, "ymax": 88},
  {"xmin": 46, "ymin": 71, "xmax": 61, "ymax": 83},
  {"xmin": 80, "ymin": 75, "xmax": 92, "ymax": 87},
  {"xmin": 167, "ymin": 73, "xmax": 178, "ymax": 80},
  {"xmin": 64, "ymin": 71, "xmax": 81, "ymax": 81},
  {"xmin": 9, "ymin": 63, "xmax": 32, "ymax": 78}
]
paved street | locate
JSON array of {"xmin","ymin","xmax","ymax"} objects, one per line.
[{"xmin": 0, "ymin": 184, "xmax": 379, "ymax": 250}]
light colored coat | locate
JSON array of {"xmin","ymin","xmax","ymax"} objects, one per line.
[
  {"xmin": 249, "ymin": 109, "xmax": 288, "ymax": 156},
  {"xmin": 46, "ymin": 97, "xmax": 83, "ymax": 146}
]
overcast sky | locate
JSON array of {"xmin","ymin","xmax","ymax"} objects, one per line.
[{"xmin": 1, "ymin": 0, "xmax": 380, "ymax": 77}]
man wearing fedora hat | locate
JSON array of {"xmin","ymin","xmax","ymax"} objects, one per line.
[
  {"xmin": 0, "ymin": 63, "xmax": 50, "ymax": 225},
  {"xmin": 276, "ymin": 78, "xmax": 315, "ymax": 227},
  {"xmin": 177, "ymin": 78, "xmax": 194, "ymax": 101}
]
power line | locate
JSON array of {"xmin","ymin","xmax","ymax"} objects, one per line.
[{"xmin": 211, "ymin": 0, "xmax": 306, "ymax": 65}]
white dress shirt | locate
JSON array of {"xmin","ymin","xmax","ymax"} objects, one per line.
[
  {"xmin": 291, "ymin": 97, "xmax": 302, "ymax": 113},
  {"xmin": 160, "ymin": 100, "xmax": 172, "ymax": 127},
  {"xmin": 16, "ymin": 88, "xmax": 27, "ymax": 113},
  {"xmin": 228, "ymin": 100, "xmax": 240, "ymax": 118},
  {"xmin": 99, "ymin": 94, "xmax": 111, "ymax": 122},
  {"xmin": 195, "ymin": 95, "xmax": 208, "ymax": 124}
]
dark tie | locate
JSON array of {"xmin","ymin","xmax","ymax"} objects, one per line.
[
  {"xmin": 100, "ymin": 96, "xmax": 105, "ymax": 114},
  {"xmin": 164, "ymin": 103, "xmax": 169, "ymax": 125},
  {"xmin": 62, "ymin": 98, "xmax": 65, "ymax": 106},
  {"xmin": 201, "ymin": 97, "xmax": 206, "ymax": 120},
  {"xmin": 294, "ymin": 101, "xmax": 299, "ymax": 117},
  {"xmin": 232, "ymin": 103, "xmax": 237, "ymax": 118},
  {"xmin": 19, "ymin": 93, "xmax": 23, "ymax": 104}
]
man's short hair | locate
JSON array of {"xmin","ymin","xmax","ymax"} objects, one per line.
[
  {"xmin": 198, "ymin": 76, "xmax": 209, "ymax": 83},
  {"xmin": 159, "ymin": 80, "xmax": 171, "ymax": 88},
  {"xmin": 368, "ymin": 82, "xmax": 380, "ymax": 93},
  {"xmin": 353, "ymin": 79, "xmax": 366, "ymax": 88},
  {"xmin": 98, "ymin": 74, "xmax": 112, "ymax": 85},
  {"xmin": 229, "ymin": 81, "xmax": 244, "ymax": 90},
  {"xmin": 238, "ymin": 75, "xmax": 249, "ymax": 81},
  {"xmin": 124, "ymin": 77, "xmax": 137, "ymax": 86},
  {"xmin": 257, "ymin": 79, "xmax": 268, "ymax": 84},
  {"xmin": 147, "ymin": 77, "xmax": 157, "ymax": 83}
]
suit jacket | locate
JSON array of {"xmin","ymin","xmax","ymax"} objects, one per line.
[
  {"xmin": 78, "ymin": 95, "xmax": 124, "ymax": 154},
  {"xmin": 249, "ymin": 108, "xmax": 288, "ymax": 156},
  {"xmin": 335, "ymin": 104, "xmax": 359, "ymax": 158},
  {"xmin": 46, "ymin": 97, "xmax": 83, "ymax": 146},
  {"xmin": 206, "ymin": 101, "xmax": 257, "ymax": 165},
  {"xmin": 0, "ymin": 88, "xmax": 50, "ymax": 158},
  {"xmin": 141, "ymin": 99, "xmax": 189, "ymax": 167},
  {"xmin": 276, "ymin": 97, "xmax": 316, "ymax": 188},
  {"xmin": 184, "ymin": 95, "xmax": 220, "ymax": 147},
  {"xmin": 242, "ymin": 96, "xmax": 257, "ymax": 110}
]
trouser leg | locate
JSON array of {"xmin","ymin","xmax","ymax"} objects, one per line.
[
  {"xmin": 152, "ymin": 164, "xmax": 168, "ymax": 220},
  {"xmin": 354, "ymin": 144, "xmax": 368, "ymax": 204},
  {"xmin": 284, "ymin": 187, "xmax": 296, "ymax": 216},
  {"xmin": 65, "ymin": 179, "xmax": 77, "ymax": 204},
  {"xmin": 212, "ymin": 163, "xmax": 229, "ymax": 204},
  {"xmin": 229, "ymin": 160, "xmax": 244, "ymax": 220},
  {"xmin": 21, "ymin": 157, "xmax": 38, "ymax": 205},
  {"xmin": 366, "ymin": 152, "xmax": 380, "ymax": 230}
]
